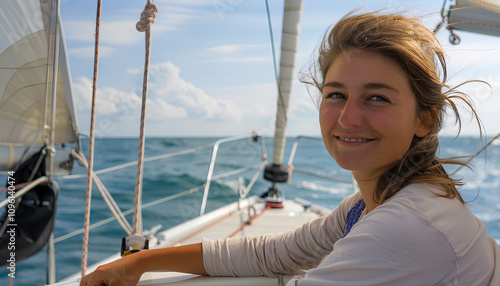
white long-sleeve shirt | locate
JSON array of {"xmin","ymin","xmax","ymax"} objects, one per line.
[{"xmin": 202, "ymin": 183, "xmax": 500, "ymax": 285}]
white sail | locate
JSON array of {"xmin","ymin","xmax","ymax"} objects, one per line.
[
  {"xmin": 0, "ymin": 0, "xmax": 79, "ymax": 148},
  {"xmin": 0, "ymin": 0, "xmax": 79, "ymax": 171},
  {"xmin": 449, "ymin": 0, "xmax": 500, "ymax": 37},
  {"xmin": 463, "ymin": 0, "xmax": 500, "ymax": 14},
  {"xmin": 272, "ymin": 0, "xmax": 304, "ymax": 166}
]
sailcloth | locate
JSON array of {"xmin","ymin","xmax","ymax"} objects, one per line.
[
  {"xmin": 448, "ymin": 0, "xmax": 500, "ymax": 37},
  {"xmin": 272, "ymin": 0, "xmax": 303, "ymax": 166},
  {"xmin": 0, "ymin": 0, "xmax": 79, "ymax": 170}
]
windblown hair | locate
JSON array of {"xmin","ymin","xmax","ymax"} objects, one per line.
[{"xmin": 301, "ymin": 11, "xmax": 484, "ymax": 204}]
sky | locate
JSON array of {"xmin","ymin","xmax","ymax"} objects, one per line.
[{"xmin": 59, "ymin": 0, "xmax": 500, "ymax": 138}]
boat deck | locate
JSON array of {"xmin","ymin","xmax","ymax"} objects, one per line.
[{"xmin": 52, "ymin": 196, "xmax": 329, "ymax": 286}]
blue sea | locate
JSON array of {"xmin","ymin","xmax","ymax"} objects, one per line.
[{"xmin": 1, "ymin": 136, "xmax": 499, "ymax": 285}]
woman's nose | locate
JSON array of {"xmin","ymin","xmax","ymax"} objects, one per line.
[{"xmin": 338, "ymin": 99, "xmax": 364, "ymax": 128}]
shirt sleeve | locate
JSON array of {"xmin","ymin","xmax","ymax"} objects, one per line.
[
  {"xmin": 291, "ymin": 203, "xmax": 457, "ymax": 286},
  {"xmin": 202, "ymin": 193, "xmax": 361, "ymax": 277}
]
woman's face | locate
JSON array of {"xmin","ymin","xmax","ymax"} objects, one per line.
[{"xmin": 319, "ymin": 50, "xmax": 429, "ymax": 179}]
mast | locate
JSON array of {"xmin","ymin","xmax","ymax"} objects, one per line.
[
  {"xmin": 47, "ymin": 0, "xmax": 61, "ymax": 283},
  {"xmin": 263, "ymin": 0, "xmax": 304, "ymax": 204}
]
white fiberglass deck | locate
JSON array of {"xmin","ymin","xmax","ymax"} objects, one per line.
[{"xmin": 52, "ymin": 196, "xmax": 329, "ymax": 286}]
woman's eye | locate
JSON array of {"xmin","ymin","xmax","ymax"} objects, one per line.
[
  {"xmin": 326, "ymin": 92, "xmax": 345, "ymax": 99},
  {"xmin": 369, "ymin": 95, "xmax": 389, "ymax": 102}
]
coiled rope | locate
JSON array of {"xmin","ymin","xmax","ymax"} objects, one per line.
[
  {"xmin": 133, "ymin": 0, "xmax": 158, "ymax": 235},
  {"xmin": 81, "ymin": 0, "xmax": 102, "ymax": 277}
]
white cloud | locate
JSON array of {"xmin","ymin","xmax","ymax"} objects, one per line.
[
  {"xmin": 219, "ymin": 57, "xmax": 267, "ymax": 62},
  {"xmin": 289, "ymin": 92, "xmax": 318, "ymax": 117},
  {"xmin": 74, "ymin": 60, "xmax": 242, "ymax": 123},
  {"xmin": 208, "ymin": 44, "xmax": 263, "ymax": 54},
  {"xmin": 206, "ymin": 44, "xmax": 268, "ymax": 62},
  {"xmin": 212, "ymin": 83, "xmax": 276, "ymax": 118},
  {"xmin": 151, "ymin": 98, "xmax": 188, "ymax": 118},
  {"xmin": 72, "ymin": 76, "xmax": 187, "ymax": 120},
  {"xmin": 144, "ymin": 61, "xmax": 243, "ymax": 120},
  {"xmin": 72, "ymin": 76, "xmax": 140, "ymax": 116},
  {"xmin": 126, "ymin": 67, "xmax": 142, "ymax": 75}
]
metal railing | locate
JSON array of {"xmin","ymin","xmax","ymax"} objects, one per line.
[
  {"xmin": 287, "ymin": 136, "xmax": 352, "ymax": 184},
  {"xmin": 52, "ymin": 133, "xmax": 268, "ymax": 243},
  {"xmin": 199, "ymin": 133, "xmax": 268, "ymax": 215}
]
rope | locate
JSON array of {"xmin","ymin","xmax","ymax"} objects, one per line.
[
  {"xmin": 81, "ymin": 0, "xmax": 102, "ymax": 277},
  {"xmin": 72, "ymin": 150, "xmax": 132, "ymax": 235},
  {"xmin": 133, "ymin": 0, "xmax": 158, "ymax": 235},
  {"xmin": 136, "ymin": 0, "xmax": 158, "ymax": 32}
]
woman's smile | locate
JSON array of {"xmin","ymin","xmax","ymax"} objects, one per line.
[{"xmin": 335, "ymin": 136, "xmax": 375, "ymax": 145}]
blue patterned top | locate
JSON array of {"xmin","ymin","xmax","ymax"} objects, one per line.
[{"xmin": 342, "ymin": 198, "xmax": 366, "ymax": 238}]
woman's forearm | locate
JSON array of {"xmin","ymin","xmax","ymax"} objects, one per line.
[
  {"xmin": 137, "ymin": 243, "xmax": 208, "ymax": 275},
  {"xmin": 80, "ymin": 243, "xmax": 207, "ymax": 286}
]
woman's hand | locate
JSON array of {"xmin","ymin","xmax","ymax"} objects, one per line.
[{"xmin": 79, "ymin": 254, "xmax": 144, "ymax": 286}]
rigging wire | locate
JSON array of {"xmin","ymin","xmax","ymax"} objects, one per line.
[
  {"xmin": 451, "ymin": 132, "xmax": 500, "ymax": 176},
  {"xmin": 265, "ymin": 0, "xmax": 286, "ymax": 123},
  {"xmin": 71, "ymin": 150, "xmax": 132, "ymax": 234},
  {"xmin": 54, "ymin": 185, "xmax": 203, "ymax": 243},
  {"xmin": 59, "ymin": 142, "xmax": 216, "ymax": 179}
]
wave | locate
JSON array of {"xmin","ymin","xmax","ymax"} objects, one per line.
[{"xmin": 295, "ymin": 180, "xmax": 352, "ymax": 195}]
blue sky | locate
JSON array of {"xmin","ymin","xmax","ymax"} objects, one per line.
[{"xmin": 59, "ymin": 0, "xmax": 500, "ymax": 138}]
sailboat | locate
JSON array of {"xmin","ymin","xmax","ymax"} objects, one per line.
[{"xmin": 1, "ymin": 0, "xmax": 500, "ymax": 285}]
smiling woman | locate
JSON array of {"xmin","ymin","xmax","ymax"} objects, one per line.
[
  {"xmin": 302, "ymin": 11, "xmax": 485, "ymax": 209},
  {"xmin": 319, "ymin": 51, "xmax": 427, "ymax": 209},
  {"xmin": 81, "ymin": 11, "xmax": 500, "ymax": 286}
]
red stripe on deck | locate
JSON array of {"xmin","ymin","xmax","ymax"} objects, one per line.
[{"xmin": 227, "ymin": 206, "xmax": 271, "ymax": 238}]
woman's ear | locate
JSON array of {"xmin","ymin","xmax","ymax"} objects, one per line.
[{"xmin": 415, "ymin": 107, "xmax": 438, "ymax": 138}]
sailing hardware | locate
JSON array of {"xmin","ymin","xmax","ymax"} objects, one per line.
[
  {"xmin": 260, "ymin": 186, "xmax": 284, "ymax": 209},
  {"xmin": 0, "ymin": 148, "xmax": 57, "ymax": 267},
  {"xmin": 434, "ymin": 0, "xmax": 500, "ymax": 45},
  {"xmin": 433, "ymin": 0, "xmax": 462, "ymax": 45},
  {"xmin": 263, "ymin": 164, "xmax": 289, "ymax": 183},
  {"xmin": 121, "ymin": 234, "xmax": 149, "ymax": 257}
]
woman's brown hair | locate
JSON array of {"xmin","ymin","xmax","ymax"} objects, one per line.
[{"xmin": 301, "ymin": 11, "xmax": 485, "ymax": 204}]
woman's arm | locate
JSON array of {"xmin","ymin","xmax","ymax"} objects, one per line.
[
  {"xmin": 204, "ymin": 194, "xmax": 361, "ymax": 277},
  {"xmin": 80, "ymin": 243, "xmax": 207, "ymax": 286}
]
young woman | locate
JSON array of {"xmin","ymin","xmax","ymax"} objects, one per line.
[{"xmin": 81, "ymin": 12, "xmax": 500, "ymax": 286}]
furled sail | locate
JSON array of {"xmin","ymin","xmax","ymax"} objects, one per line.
[
  {"xmin": 262, "ymin": 0, "xmax": 303, "ymax": 202},
  {"xmin": 448, "ymin": 0, "xmax": 500, "ymax": 37},
  {"xmin": 0, "ymin": 0, "xmax": 80, "ymax": 170},
  {"xmin": 271, "ymin": 0, "xmax": 303, "ymax": 167}
]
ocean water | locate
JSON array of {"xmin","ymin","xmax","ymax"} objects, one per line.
[{"xmin": 1, "ymin": 135, "xmax": 499, "ymax": 285}]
